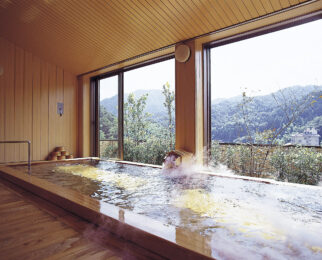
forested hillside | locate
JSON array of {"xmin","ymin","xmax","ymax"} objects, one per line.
[
  {"xmin": 100, "ymin": 89, "xmax": 173, "ymax": 133},
  {"xmin": 101, "ymin": 89, "xmax": 166, "ymax": 116},
  {"xmin": 100, "ymin": 83, "xmax": 175, "ymax": 165},
  {"xmin": 100, "ymin": 85, "xmax": 321, "ymax": 144},
  {"xmin": 211, "ymin": 85, "xmax": 322, "ymax": 144},
  {"xmin": 99, "ymin": 85, "xmax": 321, "ymax": 183}
]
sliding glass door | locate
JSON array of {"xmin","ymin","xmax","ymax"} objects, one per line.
[
  {"xmin": 94, "ymin": 56, "xmax": 175, "ymax": 165},
  {"xmin": 99, "ymin": 75, "xmax": 119, "ymax": 159}
]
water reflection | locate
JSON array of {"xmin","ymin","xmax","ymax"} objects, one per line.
[{"xmin": 12, "ymin": 161, "xmax": 322, "ymax": 259}]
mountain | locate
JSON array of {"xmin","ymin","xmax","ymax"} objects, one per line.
[
  {"xmin": 100, "ymin": 85, "xmax": 322, "ymax": 144},
  {"xmin": 100, "ymin": 94, "xmax": 118, "ymax": 115},
  {"xmin": 100, "ymin": 89, "xmax": 166, "ymax": 116},
  {"xmin": 211, "ymin": 85, "xmax": 322, "ymax": 143},
  {"xmin": 211, "ymin": 85, "xmax": 321, "ymax": 104}
]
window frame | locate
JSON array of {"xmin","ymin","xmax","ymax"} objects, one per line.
[
  {"xmin": 203, "ymin": 12, "xmax": 322, "ymax": 164},
  {"xmin": 90, "ymin": 53, "xmax": 175, "ymax": 160}
]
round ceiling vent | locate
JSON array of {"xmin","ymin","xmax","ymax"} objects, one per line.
[{"xmin": 175, "ymin": 44, "xmax": 191, "ymax": 63}]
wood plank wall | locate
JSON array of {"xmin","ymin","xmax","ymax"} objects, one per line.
[
  {"xmin": 77, "ymin": 75, "xmax": 91, "ymax": 158},
  {"xmin": 0, "ymin": 37, "xmax": 78, "ymax": 162},
  {"xmin": 175, "ymin": 41, "xmax": 196, "ymax": 154}
]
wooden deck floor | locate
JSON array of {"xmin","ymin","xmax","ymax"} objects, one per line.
[{"xmin": 0, "ymin": 178, "xmax": 165, "ymax": 260}]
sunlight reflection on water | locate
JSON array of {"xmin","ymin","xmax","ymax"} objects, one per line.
[{"xmin": 13, "ymin": 161, "xmax": 322, "ymax": 259}]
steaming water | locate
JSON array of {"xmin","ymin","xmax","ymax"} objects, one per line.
[{"xmin": 13, "ymin": 161, "xmax": 322, "ymax": 259}]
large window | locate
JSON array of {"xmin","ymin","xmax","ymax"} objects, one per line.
[
  {"xmin": 123, "ymin": 60, "xmax": 175, "ymax": 164},
  {"xmin": 207, "ymin": 18, "xmax": 322, "ymax": 186},
  {"xmin": 99, "ymin": 75, "xmax": 119, "ymax": 158},
  {"xmin": 96, "ymin": 57, "xmax": 175, "ymax": 165}
]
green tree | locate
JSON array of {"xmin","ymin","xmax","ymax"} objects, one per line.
[
  {"xmin": 100, "ymin": 105, "xmax": 117, "ymax": 139},
  {"xmin": 122, "ymin": 84, "xmax": 176, "ymax": 165},
  {"xmin": 214, "ymin": 87, "xmax": 322, "ymax": 181},
  {"xmin": 124, "ymin": 93, "xmax": 150, "ymax": 145},
  {"xmin": 162, "ymin": 82, "xmax": 175, "ymax": 150},
  {"xmin": 101, "ymin": 82, "xmax": 176, "ymax": 165},
  {"xmin": 270, "ymin": 147, "xmax": 322, "ymax": 185}
]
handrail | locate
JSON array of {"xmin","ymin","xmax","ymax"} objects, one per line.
[{"xmin": 0, "ymin": 140, "xmax": 31, "ymax": 175}]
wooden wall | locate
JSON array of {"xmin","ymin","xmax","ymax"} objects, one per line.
[
  {"xmin": 77, "ymin": 48, "xmax": 174, "ymax": 158},
  {"xmin": 175, "ymin": 41, "xmax": 196, "ymax": 155},
  {"xmin": 77, "ymin": 76, "xmax": 91, "ymax": 158},
  {"xmin": 77, "ymin": 2, "xmax": 322, "ymax": 161},
  {"xmin": 0, "ymin": 37, "xmax": 78, "ymax": 162}
]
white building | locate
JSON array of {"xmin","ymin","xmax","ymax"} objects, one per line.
[{"xmin": 291, "ymin": 128, "xmax": 320, "ymax": 146}]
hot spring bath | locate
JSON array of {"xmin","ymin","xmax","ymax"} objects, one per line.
[{"xmin": 1, "ymin": 159, "xmax": 322, "ymax": 259}]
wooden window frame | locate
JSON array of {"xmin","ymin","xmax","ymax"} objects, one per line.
[
  {"xmin": 90, "ymin": 54, "xmax": 175, "ymax": 159},
  {"xmin": 203, "ymin": 12, "xmax": 322, "ymax": 164}
]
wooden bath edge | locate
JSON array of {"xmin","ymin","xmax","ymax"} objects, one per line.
[
  {"xmin": 3, "ymin": 157, "xmax": 320, "ymax": 190},
  {"xmin": 0, "ymin": 163, "xmax": 215, "ymax": 260}
]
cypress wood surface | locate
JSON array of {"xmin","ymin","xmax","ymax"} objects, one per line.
[
  {"xmin": 0, "ymin": 0, "xmax": 314, "ymax": 75},
  {"xmin": 0, "ymin": 178, "xmax": 165, "ymax": 260},
  {"xmin": 0, "ymin": 163, "xmax": 215, "ymax": 260},
  {"xmin": 0, "ymin": 37, "xmax": 78, "ymax": 162}
]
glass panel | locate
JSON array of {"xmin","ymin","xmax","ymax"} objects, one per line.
[
  {"xmin": 210, "ymin": 20, "xmax": 322, "ymax": 185},
  {"xmin": 123, "ymin": 59, "xmax": 175, "ymax": 165},
  {"xmin": 99, "ymin": 75, "xmax": 119, "ymax": 159}
]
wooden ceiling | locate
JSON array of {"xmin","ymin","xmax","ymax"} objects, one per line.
[{"xmin": 0, "ymin": 0, "xmax": 315, "ymax": 75}]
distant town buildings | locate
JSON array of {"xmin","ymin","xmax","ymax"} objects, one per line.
[{"xmin": 291, "ymin": 128, "xmax": 320, "ymax": 146}]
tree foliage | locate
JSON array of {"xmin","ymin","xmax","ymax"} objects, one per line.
[
  {"xmin": 162, "ymin": 82, "xmax": 175, "ymax": 148},
  {"xmin": 100, "ymin": 105, "xmax": 118, "ymax": 140},
  {"xmin": 210, "ymin": 86, "xmax": 322, "ymax": 185},
  {"xmin": 211, "ymin": 86, "xmax": 322, "ymax": 144},
  {"xmin": 124, "ymin": 93, "xmax": 150, "ymax": 144},
  {"xmin": 100, "ymin": 83, "xmax": 175, "ymax": 165},
  {"xmin": 270, "ymin": 147, "xmax": 322, "ymax": 185}
]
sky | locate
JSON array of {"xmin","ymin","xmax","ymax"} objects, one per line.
[
  {"xmin": 100, "ymin": 19, "xmax": 322, "ymax": 101},
  {"xmin": 100, "ymin": 59, "xmax": 175, "ymax": 100},
  {"xmin": 211, "ymin": 19, "xmax": 322, "ymax": 100}
]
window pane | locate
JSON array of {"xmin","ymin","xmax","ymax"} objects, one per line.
[
  {"xmin": 99, "ymin": 75, "xmax": 118, "ymax": 159},
  {"xmin": 210, "ymin": 20, "xmax": 322, "ymax": 185},
  {"xmin": 123, "ymin": 59, "xmax": 175, "ymax": 165}
]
